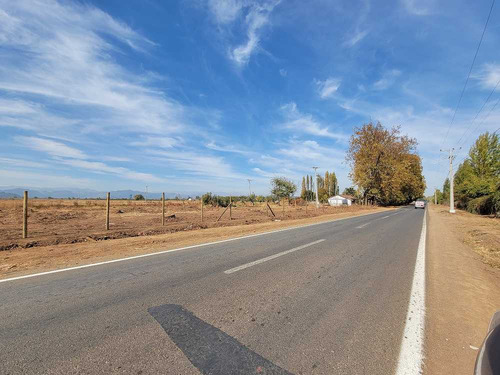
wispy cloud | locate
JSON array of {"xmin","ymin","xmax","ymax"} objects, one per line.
[
  {"xmin": 343, "ymin": 29, "xmax": 369, "ymax": 47},
  {"xmin": 15, "ymin": 136, "xmax": 87, "ymax": 159},
  {"xmin": 148, "ymin": 149, "xmax": 246, "ymax": 179},
  {"xmin": 474, "ymin": 63, "xmax": 500, "ymax": 89},
  {"xmin": 130, "ymin": 136, "xmax": 181, "ymax": 149},
  {"xmin": 208, "ymin": 0, "xmax": 245, "ymax": 24},
  {"xmin": 315, "ymin": 77, "xmax": 341, "ymax": 99},
  {"xmin": 56, "ymin": 159, "xmax": 164, "ymax": 182},
  {"xmin": 279, "ymin": 68, "xmax": 287, "ymax": 77},
  {"xmin": 401, "ymin": 0, "xmax": 435, "ymax": 16},
  {"xmin": 229, "ymin": 1, "xmax": 280, "ymax": 66},
  {"xmin": 342, "ymin": 0, "xmax": 370, "ymax": 48},
  {"xmin": 279, "ymin": 102, "xmax": 346, "ymax": 140},
  {"xmin": 0, "ymin": 0, "xmax": 192, "ymax": 138},
  {"xmin": 206, "ymin": 141, "xmax": 250, "ymax": 155},
  {"xmin": 373, "ymin": 69, "xmax": 401, "ymax": 90},
  {"xmin": 207, "ymin": 0, "xmax": 280, "ymax": 66}
]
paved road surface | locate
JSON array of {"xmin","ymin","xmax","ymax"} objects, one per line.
[{"xmin": 0, "ymin": 207, "xmax": 425, "ymax": 374}]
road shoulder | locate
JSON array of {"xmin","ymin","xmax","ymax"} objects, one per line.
[{"xmin": 424, "ymin": 205, "xmax": 500, "ymax": 374}]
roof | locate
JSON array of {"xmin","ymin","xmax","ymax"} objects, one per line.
[
  {"xmin": 341, "ymin": 194, "xmax": 356, "ymax": 200},
  {"xmin": 328, "ymin": 195, "xmax": 347, "ymax": 200}
]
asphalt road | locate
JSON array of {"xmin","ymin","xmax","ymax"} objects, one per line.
[{"xmin": 0, "ymin": 207, "xmax": 425, "ymax": 374}]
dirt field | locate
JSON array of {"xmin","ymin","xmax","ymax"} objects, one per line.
[
  {"xmin": 434, "ymin": 206, "xmax": 500, "ymax": 269},
  {"xmin": 425, "ymin": 205, "xmax": 500, "ymax": 374},
  {"xmin": 0, "ymin": 199, "xmax": 390, "ymax": 279},
  {"xmin": 0, "ymin": 199, "xmax": 375, "ymax": 251}
]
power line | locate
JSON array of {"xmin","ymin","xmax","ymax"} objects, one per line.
[
  {"xmin": 454, "ymin": 125, "xmax": 500, "ymax": 167},
  {"xmin": 456, "ymin": 77, "xmax": 500, "ymax": 146},
  {"xmin": 443, "ymin": 0, "xmax": 495, "ymax": 145}
]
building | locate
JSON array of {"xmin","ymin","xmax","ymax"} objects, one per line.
[{"xmin": 328, "ymin": 195, "xmax": 352, "ymax": 206}]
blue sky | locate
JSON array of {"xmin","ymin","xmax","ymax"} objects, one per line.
[{"xmin": 1, "ymin": 0, "xmax": 500, "ymax": 195}]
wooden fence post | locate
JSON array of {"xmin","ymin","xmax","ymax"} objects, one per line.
[
  {"xmin": 201, "ymin": 199, "xmax": 204, "ymax": 222},
  {"xmin": 229, "ymin": 196, "xmax": 232, "ymax": 220},
  {"xmin": 22, "ymin": 190, "xmax": 28, "ymax": 239},
  {"xmin": 282, "ymin": 198, "xmax": 285, "ymax": 218},
  {"xmin": 162, "ymin": 192, "xmax": 165, "ymax": 226},
  {"xmin": 105, "ymin": 192, "xmax": 110, "ymax": 230}
]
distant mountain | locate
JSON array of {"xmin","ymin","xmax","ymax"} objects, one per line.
[
  {"xmin": 0, "ymin": 191, "xmax": 21, "ymax": 199},
  {"xmin": 0, "ymin": 187, "xmax": 204, "ymax": 199}
]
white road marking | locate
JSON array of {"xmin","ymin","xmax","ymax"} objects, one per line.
[
  {"xmin": 356, "ymin": 222, "xmax": 370, "ymax": 229},
  {"xmin": 0, "ymin": 210, "xmax": 394, "ymax": 284},
  {"xmin": 395, "ymin": 209, "xmax": 426, "ymax": 375},
  {"xmin": 381, "ymin": 215, "xmax": 390, "ymax": 219},
  {"xmin": 224, "ymin": 239, "xmax": 325, "ymax": 274}
]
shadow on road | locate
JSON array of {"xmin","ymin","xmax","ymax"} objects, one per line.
[{"xmin": 149, "ymin": 304, "xmax": 293, "ymax": 375}]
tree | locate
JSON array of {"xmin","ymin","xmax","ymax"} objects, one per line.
[
  {"xmin": 271, "ymin": 177, "xmax": 297, "ymax": 201},
  {"xmin": 442, "ymin": 178, "xmax": 450, "ymax": 203},
  {"xmin": 343, "ymin": 187, "xmax": 356, "ymax": 196},
  {"xmin": 329, "ymin": 172, "xmax": 337, "ymax": 196},
  {"xmin": 301, "ymin": 177, "xmax": 306, "ymax": 198},
  {"xmin": 469, "ymin": 132, "xmax": 499, "ymax": 179},
  {"xmin": 452, "ymin": 132, "xmax": 500, "ymax": 215},
  {"xmin": 134, "ymin": 194, "xmax": 145, "ymax": 200},
  {"xmin": 346, "ymin": 122, "xmax": 426, "ymax": 205},
  {"xmin": 324, "ymin": 171, "xmax": 330, "ymax": 196}
]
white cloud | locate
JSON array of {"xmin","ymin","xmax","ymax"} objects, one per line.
[
  {"xmin": 149, "ymin": 149, "xmax": 246, "ymax": 179},
  {"xmin": 0, "ymin": 169, "xmax": 93, "ymax": 188},
  {"xmin": 475, "ymin": 63, "xmax": 500, "ymax": 89},
  {"xmin": 56, "ymin": 159, "xmax": 164, "ymax": 182},
  {"xmin": 208, "ymin": 0, "xmax": 279, "ymax": 66},
  {"xmin": 208, "ymin": 0, "xmax": 245, "ymax": 24},
  {"xmin": 206, "ymin": 141, "xmax": 250, "ymax": 155},
  {"xmin": 130, "ymin": 136, "xmax": 181, "ymax": 149},
  {"xmin": 230, "ymin": 2, "xmax": 279, "ymax": 66},
  {"xmin": 0, "ymin": 157, "xmax": 48, "ymax": 169},
  {"xmin": 252, "ymin": 167, "xmax": 276, "ymax": 178},
  {"xmin": 15, "ymin": 136, "xmax": 87, "ymax": 159},
  {"xmin": 401, "ymin": 0, "xmax": 435, "ymax": 16},
  {"xmin": 279, "ymin": 68, "xmax": 287, "ymax": 77},
  {"xmin": 279, "ymin": 102, "xmax": 347, "ymax": 140},
  {"xmin": 315, "ymin": 77, "xmax": 341, "ymax": 99},
  {"xmin": 278, "ymin": 139, "xmax": 344, "ymax": 163},
  {"xmin": 373, "ymin": 69, "xmax": 401, "ymax": 90},
  {"xmin": 0, "ymin": 0, "xmax": 190, "ymax": 137},
  {"xmin": 343, "ymin": 29, "xmax": 369, "ymax": 47}
]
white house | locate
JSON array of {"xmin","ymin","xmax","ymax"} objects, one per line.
[{"xmin": 328, "ymin": 195, "xmax": 352, "ymax": 206}]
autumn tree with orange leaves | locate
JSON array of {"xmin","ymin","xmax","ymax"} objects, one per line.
[{"xmin": 346, "ymin": 122, "xmax": 425, "ymax": 205}]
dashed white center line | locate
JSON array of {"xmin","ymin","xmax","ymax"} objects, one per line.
[
  {"xmin": 356, "ymin": 222, "xmax": 371, "ymax": 229},
  {"xmin": 224, "ymin": 239, "xmax": 325, "ymax": 274}
]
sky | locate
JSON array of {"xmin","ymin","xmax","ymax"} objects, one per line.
[{"xmin": 1, "ymin": 0, "xmax": 500, "ymax": 196}]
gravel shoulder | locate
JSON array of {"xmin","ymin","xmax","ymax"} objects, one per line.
[{"xmin": 425, "ymin": 205, "xmax": 500, "ymax": 374}]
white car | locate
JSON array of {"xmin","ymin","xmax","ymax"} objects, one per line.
[{"xmin": 415, "ymin": 199, "xmax": 425, "ymax": 209}]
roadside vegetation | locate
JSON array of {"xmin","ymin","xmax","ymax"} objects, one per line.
[
  {"xmin": 436, "ymin": 132, "xmax": 499, "ymax": 216},
  {"xmin": 345, "ymin": 122, "xmax": 426, "ymax": 205}
]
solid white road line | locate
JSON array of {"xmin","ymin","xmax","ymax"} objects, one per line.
[
  {"xmin": 224, "ymin": 239, "xmax": 325, "ymax": 274},
  {"xmin": 395, "ymin": 209, "xmax": 426, "ymax": 375},
  {"xmin": 0, "ymin": 211, "xmax": 392, "ymax": 284}
]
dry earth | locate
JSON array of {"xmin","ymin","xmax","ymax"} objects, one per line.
[
  {"xmin": 425, "ymin": 204, "xmax": 500, "ymax": 374},
  {"xmin": 0, "ymin": 201, "xmax": 391, "ymax": 279}
]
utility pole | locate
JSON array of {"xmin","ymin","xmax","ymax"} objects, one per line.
[
  {"xmin": 312, "ymin": 166, "xmax": 319, "ymax": 208},
  {"xmin": 440, "ymin": 148, "xmax": 459, "ymax": 213},
  {"xmin": 247, "ymin": 179, "xmax": 252, "ymax": 197},
  {"xmin": 434, "ymin": 188, "xmax": 437, "ymax": 205}
]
